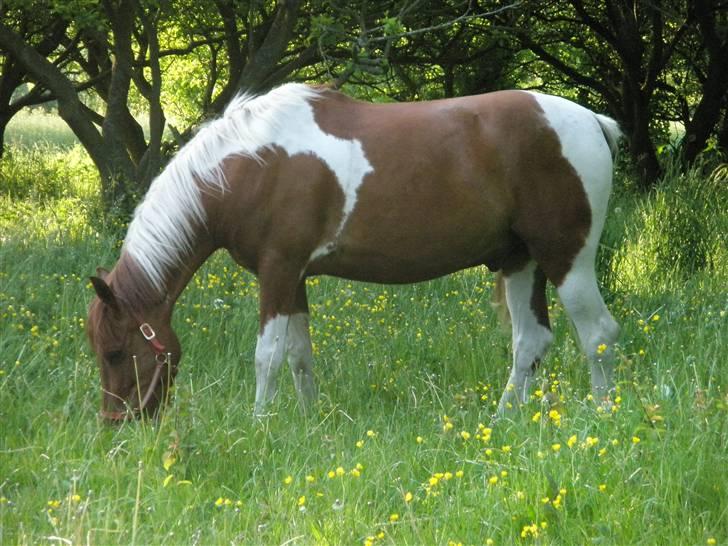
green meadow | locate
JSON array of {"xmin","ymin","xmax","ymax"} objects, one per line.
[{"xmin": 1, "ymin": 116, "xmax": 726, "ymax": 545}]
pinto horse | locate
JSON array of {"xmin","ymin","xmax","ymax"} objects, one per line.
[{"xmin": 87, "ymin": 83, "xmax": 621, "ymax": 421}]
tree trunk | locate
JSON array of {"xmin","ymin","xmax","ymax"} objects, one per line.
[
  {"xmin": 682, "ymin": 0, "xmax": 728, "ymax": 163},
  {"xmin": 0, "ymin": 111, "xmax": 11, "ymax": 158},
  {"xmin": 0, "ymin": 21, "xmax": 134, "ymax": 210}
]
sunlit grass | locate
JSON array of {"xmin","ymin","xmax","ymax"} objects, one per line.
[{"xmin": 0, "ymin": 125, "xmax": 726, "ymax": 544}]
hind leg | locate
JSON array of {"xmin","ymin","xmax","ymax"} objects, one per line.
[
  {"xmin": 497, "ymin": 261, "xmax": 554, "ymax": 414},
  {"xmin": 556, "ymin": 249, "xmax": 619, "ymax": 400}
]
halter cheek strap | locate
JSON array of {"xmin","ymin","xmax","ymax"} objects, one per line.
[{"xmin": 100, "ymin": 319, "xmax": 172, "ymax": 422}]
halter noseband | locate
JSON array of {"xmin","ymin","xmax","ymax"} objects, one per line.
[{"xmin": 100, "ymin": 318, "xmax": 172, "ymax": 422}]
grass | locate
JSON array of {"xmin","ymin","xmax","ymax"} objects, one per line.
[{"xmin": 1, "ymin": 120, "xmax": 727, "ymax": 545}]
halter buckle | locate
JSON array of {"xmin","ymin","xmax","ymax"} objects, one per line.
[{"xmin": 139, "ymin": 322, "xmax": 156, "ymax": 341}]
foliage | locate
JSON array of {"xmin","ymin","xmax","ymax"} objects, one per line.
[
  {"xmin": 611, "ymin": 161, "xmax": 728, "ymax": 292},
  {"xmin": 2, "ymin": 0, "xmax": 727, "ymax": 201}
]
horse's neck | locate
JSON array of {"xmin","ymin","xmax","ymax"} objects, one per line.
[
  {"xmin": 157, "ymin": 241, "xmax": 217, "ymax": 310},
  {"xmin": 116, "ymin": 240, "xmax": 216, "ymax": 317}
]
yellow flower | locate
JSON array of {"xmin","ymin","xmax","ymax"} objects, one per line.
[
  {"xmin": 531, "ymin": 411, "xmax": 542, "ymax": 422},
  {"xmin": 356, "ymin": 440, "xmax": 364, "ymax": 448},
  {"xmin": 305, "ymin": 474, "xmax": 316, "ymax": 483},
  {"xmin": 488, "ymin": 475, "xmax": 499, "ymax": 485},
  {"xmin": 548, "ymin": 409, "xmax": 562, "ymax": 426},
  {"xmin": 567, "ymin": 435, "xmax": 577, "ymax": 448},
  {"xmin": 416, "ymin": 436, "xmax": 424, "ymax": 444},
  {"xmin": 350, "ymin": 468, "xmax": 361, "ymax": 478},
  {"xmin": 520, "ymin": 523, "xmax": 540, "ymax": 538},
  {"xmin": 298, "ymin": 495, "xmax": 306, "ymax": 507},
  {"xmin": 404, "ymin": 491, "xmax": 413, "ymax": 503},
  {"xmin": 335, "ymin": 466, "xmax": 345, "ymax": 477},
  {"xmin": 598, "ymin": 484, "xmax": 607, "ymax": 492},
  {"xmin": 632, "ymin": 436, "xmax": 641, "ymax": 444},
  {"xmin": 283, "ymin": 475, "xmax": 293, "ymax": 485},
  {"xmin": 47, "ymin": 500, "xmax": 61, "ymax": 509},
  {"xmin": 502, "ymin": 445, "xmax": 512, "ymax": 454},
  {"xmin": 460, "ymin": 431, "xmax": 471, "ymax": 441},
  {"xmin": 706, "ymin": 539, "xmax": 716, "ymax": 545},
  {"xmin": 552, "ymin": 443, "xmax": 561, "ymax": 452},
  {"xmin": 455, "ymin": 470, "xmax": 464, "ymax": 478},
  {"xmin": 389, "ymin": 513, "xmax": 399, "ymax": 522},
  {"xmin": 366, "ymin": 430, "xmax": 377, "ymax": 438},
  {"xmin": 596, "ymin": 343, "xmax": 607, "ymax": 355}
]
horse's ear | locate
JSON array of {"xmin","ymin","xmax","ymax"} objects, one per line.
[
  {"xmin": 96, "ymin": 267, "xmax": 111, "ymax": 280},
  {"xmin": 90, "ymin": 276, "xmax": 120, "ymax": 312}
]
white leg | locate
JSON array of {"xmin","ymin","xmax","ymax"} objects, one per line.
[
  {"xmin": 286, "ymin": 312, "xmax": 318, "ymax": 407},
  {"xmin": 498, "ymin": 261, "xmax": 553, "ymax": 414},
  {"xmin": 254, "ymin": 315, "xmax": 290, "ymax": 415},
  {"xmin": 557, "ymin": 251, "xmax": 619, "ymax": 400}
]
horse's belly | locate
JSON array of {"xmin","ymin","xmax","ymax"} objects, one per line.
[{"xmin": 307, "ymin": 212, "xmax": 513, "ymax": 283}]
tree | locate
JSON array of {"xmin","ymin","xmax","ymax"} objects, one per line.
[
  {"xmin": 0, "ymin": 2, "xmax": 71, "ymax": 157},
  {"xmin": 680, "ymin": 0, "xmax": 728, "ymax": 163},
  {"xmin": 0, "ymin": 0, "xmax": 330, "ymax": 207}
]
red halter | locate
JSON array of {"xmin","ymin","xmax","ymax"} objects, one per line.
[{"xmin": 100, "ymin": 318, "xmax": 171, "ymax": 422}]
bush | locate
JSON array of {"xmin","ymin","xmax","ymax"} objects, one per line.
[
  {"xmin": 612, "ymin": 160, "xmax": 727, "ymax": 291},
  {"xmin": 0, "ymin": 144, "xmax": 97, "ymax": 202}
]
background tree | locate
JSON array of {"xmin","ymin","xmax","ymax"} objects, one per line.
[{"xmin": 1, "ymin": 0, "xmax": 726, "ymax": 205}]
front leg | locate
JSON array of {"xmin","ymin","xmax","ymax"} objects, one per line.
[
  {"xmin": 254, "ymin": 314, "xmax": 290, "ymax": 415},
  {"xmin": 286, "ymin": 282, "xmax": 318, "ymax": 409},
  {"xmin": 254, "ymin": 264, "xmax": 317, "ymax": 416}
]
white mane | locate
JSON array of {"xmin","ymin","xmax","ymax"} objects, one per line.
[{"xmin": 122, "ymin": 83, "xmax": 323, "ymax": 293}]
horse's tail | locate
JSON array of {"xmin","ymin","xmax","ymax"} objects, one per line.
[
  {"xmin": 491, "ymin": 272, "xmax": 511, "ymax": 327},
  {"xmin": 594, "ymin": 113, "xmax": 623, "ymax": 160}
]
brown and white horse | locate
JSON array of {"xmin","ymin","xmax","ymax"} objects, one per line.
[{"xmin": 87, "ymin": 84, "xmax": 621, "ymax": 421}]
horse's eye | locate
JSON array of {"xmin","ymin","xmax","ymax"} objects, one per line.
[{"xmin": 105, "ymin": 350, "xmax": 124, "ymax": 365}]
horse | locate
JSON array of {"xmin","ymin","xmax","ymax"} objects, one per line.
[{"xmin": 86, "ymin": 83, "xmax": 621, "ymax": 422}]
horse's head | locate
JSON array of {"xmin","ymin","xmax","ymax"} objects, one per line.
[{"xmin": 87, "ymin": 270, "xmax": 181, "ymax": 422}]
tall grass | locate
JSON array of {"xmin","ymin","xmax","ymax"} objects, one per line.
[{"xmin": 1, "ymin": 121, "xmax": 727, "ymax": 545}]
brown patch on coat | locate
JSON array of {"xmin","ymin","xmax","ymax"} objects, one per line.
[
  {"xmin": 311, "ymin": 89, "xmax": 591, "ymax": 286},
  {"xmin": 203, "ymin": 149, "xmax": 345, "ymax": 325}
]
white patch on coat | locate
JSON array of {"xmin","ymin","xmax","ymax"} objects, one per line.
[
  {"xmin": 286, "ymin": 313, "xmax": 317, "ymax": 404},
  {"xmin": 123, "ymin": 83, "xmax": 372, "ymax": 292},
  {"xmin": 254, "ymin": 314, "xmax": 290, "ymax": 414}
]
